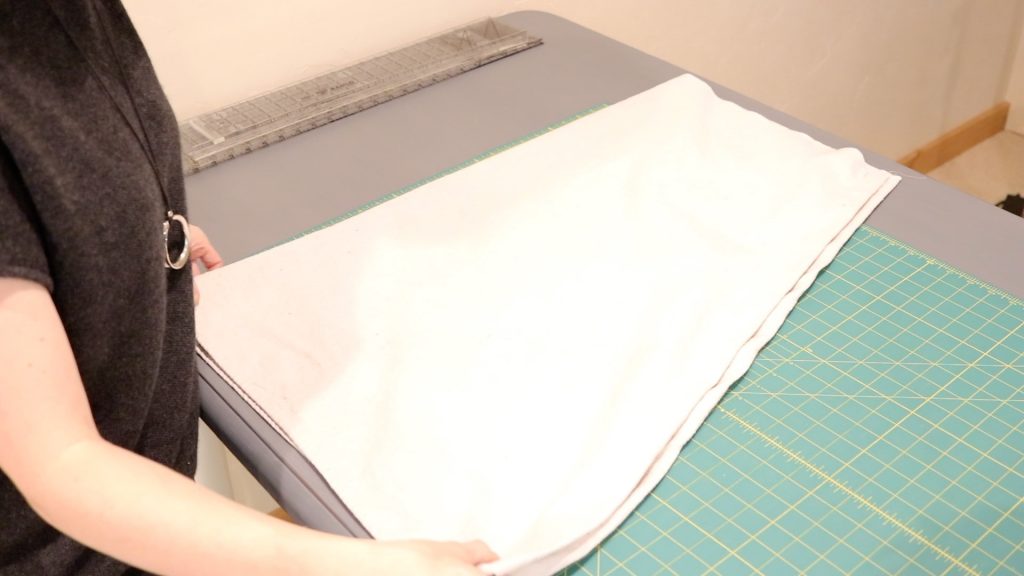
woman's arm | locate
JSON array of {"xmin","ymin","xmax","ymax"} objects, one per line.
[{"xmin": 0, "ymin": 277, "xmax": 495, "ymax": 575}]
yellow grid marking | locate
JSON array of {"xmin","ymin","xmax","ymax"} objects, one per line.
[
  {"xmin": 943, "ymin": 346, "xmax": 1024, "ymax": 574},
  {"xmin": 721, "ymin": 407, "xmax": 981, "ymax": 576},
  {"xmin": 734, "ymin": 332, "xmax": 1017, "ymax": 565},
  {"xmin": 867, "ymin": 230, "xmax": 1024, "ymax": 308},
  {"xmin": 563, "ymin": 228, "xmax": 1021, "ymax": 575}
]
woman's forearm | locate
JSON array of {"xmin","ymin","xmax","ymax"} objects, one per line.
[
  {"xmin": 27, "ymin": 436, "xmax": 373, "ymax": 576},
  {"xmin": 1, "ymin": 279, "xmax": 493, "ymax": 575}
]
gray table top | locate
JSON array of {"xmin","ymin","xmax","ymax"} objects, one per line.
[{"xmin": 185, "ymin": 11, "xmax": 1024, "ymax": 535}]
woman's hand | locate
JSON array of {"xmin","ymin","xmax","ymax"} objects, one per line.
[
  {"xmin": 188, "ymin": 224, "xmax": 224, "ymax": 306},
  {"xmin": 372, "ymin": 539, "xmax": 499, "ymax": 575}
]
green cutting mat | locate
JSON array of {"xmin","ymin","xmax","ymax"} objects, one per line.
[{"xmin": 561, "ymin": 226, "xmax": 1024, "ymax": 575}]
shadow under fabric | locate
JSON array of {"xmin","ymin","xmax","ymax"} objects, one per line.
[{"xmin": 195, "ymin": 74, "xmax": 901, "ymax": 575}]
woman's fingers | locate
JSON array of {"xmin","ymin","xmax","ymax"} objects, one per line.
[
  {"xmin": 187, "ymin": 224, "xmax": 221, "ymax": 307},
  {"xmin": 188, "ymin": 225, "xmax": 224, "ymax": 271},
  {"xmin": 451, "ymin": 540, "xmax": 499, "ymax": 565},
  {"xmin": 191, "ymin": 262, "xmax": 201, "ymax": 306}
]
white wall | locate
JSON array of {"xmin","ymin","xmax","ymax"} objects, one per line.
[
  {"xmin": 194, "ymin": 421, "xmax": 232, "ymax": 496},
  {"xmin": 1006, "ymin": 13, "xmax": 1024, "ymax": 134},
  {"xmin": 195, "ymin": 424, "xmax": 280, "ymax": 511},
  {"xmin": 125, "ymin": 0, "xmax": 1024, "ymax": 159}
]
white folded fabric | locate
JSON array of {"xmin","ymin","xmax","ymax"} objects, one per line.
[{"xmin": 195, "ymin": 74, "xmax": 900, "ymax": 574}]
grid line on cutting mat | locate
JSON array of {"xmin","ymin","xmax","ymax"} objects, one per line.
[{"xmin": 560, "ymin": 226, "xmax": 1024, "ymax": 576}]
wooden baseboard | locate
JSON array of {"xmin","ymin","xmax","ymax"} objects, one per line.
[{"xmin": 899, "ymin": 101, "xmax": 1009, "ymax": 173}]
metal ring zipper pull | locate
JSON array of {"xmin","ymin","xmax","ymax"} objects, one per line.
[{"xmin": 163, "ymin": 211, "xmax": 191, "ymax": 270}]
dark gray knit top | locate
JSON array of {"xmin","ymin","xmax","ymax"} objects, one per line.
[{"xmin": 0, "ymin": 1, "xmax": 198, "ymax": 573}]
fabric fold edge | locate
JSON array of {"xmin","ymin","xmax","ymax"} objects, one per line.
[{"xmin": 490, "ymin": 171, "xmax": 902, "ymax": 576}]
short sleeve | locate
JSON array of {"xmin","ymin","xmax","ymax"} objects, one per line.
[{"xmin": 0, "ymin": 139, "xmax": 53, "ymax": 291}]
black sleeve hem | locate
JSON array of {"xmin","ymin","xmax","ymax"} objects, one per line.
[{"xmin": 0, "ymin": 265, "xmax": 54, "ymax": 292}]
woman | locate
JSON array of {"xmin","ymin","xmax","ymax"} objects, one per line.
[{"xmin": 0, "ymin": 1, "xmax": 496, "ymax": 574}]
